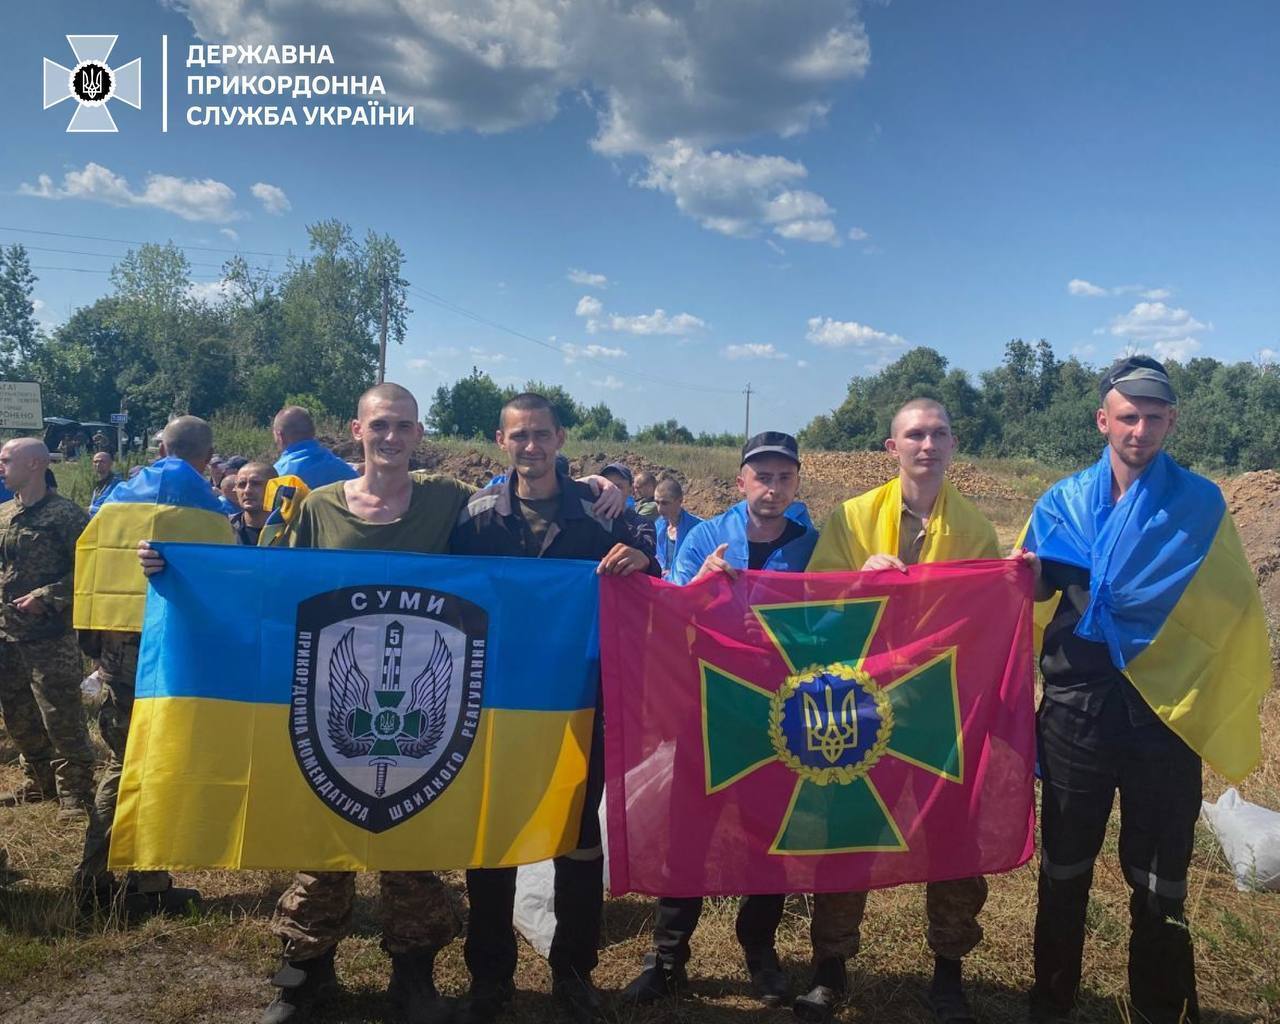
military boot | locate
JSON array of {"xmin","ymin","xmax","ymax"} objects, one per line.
[
  {"xmin": 387, "ymin": 947, "xmax": 450, "ymax": 1024},
  {"xmin": 0, "ymin": 776, "xmax": 56, "ymax": 807},
  {"xmin": 794, "ymin": 956, "xmax": 847, "ymax": 1022},
  {"xmin": 261, "ymin": 948, "xmax": 338, "ymax": 1024}
]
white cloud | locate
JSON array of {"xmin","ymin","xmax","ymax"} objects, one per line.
[
  {"xmin": 407, "ymin": 357, "xmax": 433, "ymax": 370},
  {"xmin": 805, "ymin": 316, "xmax": 907, "ymax": 350},
  {"xmin": 797, "ymin": 358, "xmax": 809, "ymax": 368},
  {"xmin": 847, "ymin": 226, "xmax": 869, "ymax": 241},
  {"xmin": 32, "ymin": 298, "xmax": 46, "ymax": 314},
  {"xmin": 468, "ymin": 346, "xmax": 508, "ymax": 364},
  {"xmin": 219, "ymin": 227, "xmax": 240, "ymax": 242},
  {"xmin": 19, "ymin": 162, "xmax": 240, "ymax": 222},
  {"xmin": 568, "ymin": 268, "xmax": 608, "ymax": 288},
  {"xmin": 1070, "ymin": 278, "xmax": 1174, "ymax": 301},
  {"xmin": 1068, "ymin": 278, "xmax": 1108, "ymax": 297},
  {"xmin": 592, "ymin": 374, "xmax": 625, "ymax": 390},
  {"xmin": 588, "ymin": 308, "xmax": 706, "ymax": 336},
  {"xmin": 639, "ymin": 144, "xmax": 839, "ymax": 244},
  {"xmin": 1152, "ymin": 338, "xmax": 1201, "ymax": 362},
  {"xmin": 563, "ymin": 343, "xmax": 625, "ymax": 362},
  {"xmin": 575, "ymin": 295, "xmax": 603, "ymax": 318},
  {"xmin": 187, "ymin": 279, "xmax": 234, "ymax": 304},
  {"xmin": 1257, "ymin": 348, "xmax": 1279, "ymax": 366},
  {"xmin": 1107, "ymin": 301, "xmax": 1210, "ymax": 343},
  {"xmin": 428, "ymin": 346, "xmax": 461, "ymax": 357},
  {"xmin": 180, "ymin": 2, "xmax": 870, "ymax": 241},
  {"xmin": 250, "ymin": 182, "xmax": 291, "ymax": 215},
  {"xmin": 724, "ymin": 343, "xmax": 786, "ymax": 360}
]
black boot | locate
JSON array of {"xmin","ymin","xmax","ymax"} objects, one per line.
[
  {"xmin": 552, "ymin": 971, "xmax": 604, "ymax": 1024},
  {"xmin": 794, "ymin": 956, "xmax": 846, "ymax": 1022},
  {"xmin": 747, "ymin": 948, "xmax": 790, "ymax": 1007},
  {"xmin": 387, "ymin": 948, "xmax": 450, "ymax": 1024},
  {"xmin": 928, "ymin": 956, "xmax": 976, "ymax": 1024},
  {"xmin": 261, "ymin": 948, "xmax": 338, "ymax": 1024},
  {"xmin": 460, "ymin": 978, "xmax": 514, "ymax": 1024},
  {"xmin": 620, "ymin": 960, "xmax": 689, "ymax": 1005}
]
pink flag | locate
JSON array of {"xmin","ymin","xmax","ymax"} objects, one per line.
[{"xmin": 600, "ymin": 560, "xmax": 1036, "ymax": 896}]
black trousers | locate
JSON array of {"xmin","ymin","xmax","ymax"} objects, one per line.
[
  {"xmin": 1032, "ymin": 693, "xmax": 1202, "ymax": 1023},
  {"xmin": 465, "ymin": 711, "xmax": 605, "ymax": 985},
  {"xmin": 649, "ymin": 894, "xmax": 785, "ymax": 970}
]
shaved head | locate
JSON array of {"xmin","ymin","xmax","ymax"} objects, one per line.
[
  {"xmin": 358, "ymin": 382, "xmax": 418, "ymax": 419},
  {"xmin": 272, "ymin": 405, "xmax": 316, "ymax": 446},
  {"xmin": 890, "ymin": 398, "xmax": 951, "ymax": 437},
  {"xmin": 161, "ymin": 416, "xmax": 215, "ymax": 470},
  {"xmin": 0, "ymin": 437, "xmax": 51, "ymax": 493}
]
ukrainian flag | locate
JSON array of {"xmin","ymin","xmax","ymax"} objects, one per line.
[
  {"xmin": 1026, "ymin": 450, "xmax": 1271, "ymax": 782},
  {"xmin": 74, "ymin": 457, "xmax": 236, "ymax": 632},
  {"xmin": 109, "ymin": 544, "xmax": 600, "ymax": 872}
]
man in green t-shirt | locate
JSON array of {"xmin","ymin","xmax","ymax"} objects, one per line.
[{"xmin": 140, "ymin": 383, "xmax": 626, "ymax": 1024}]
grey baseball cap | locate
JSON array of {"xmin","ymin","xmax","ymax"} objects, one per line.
[{"xmin": 1099, "ymin": 355, "xmax": 1177, "ymax": 405}]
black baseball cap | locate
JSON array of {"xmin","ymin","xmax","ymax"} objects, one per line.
[
  {"xmin": 741, "ymin": 431, "xmax": 800, "ymax": 467},
  {"xmin": 601, "ymin": 462, "xmax": 633, "ymax": 484},
  {"xmin": 1099, "ymin": 355, "xmax": 1177, "ymax": 405}
]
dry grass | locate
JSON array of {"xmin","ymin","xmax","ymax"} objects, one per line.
[{"xmin": 9, "ymin": 458, "xmax": 1280, "ymax": 1023}]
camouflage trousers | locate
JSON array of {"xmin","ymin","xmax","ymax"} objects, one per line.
[
  {"xmin": 272, "ymin": 870, "xmax": 463, "ymax": 961},
  {"xmin": 0, "ymin": 635, "xmax": 94, "ymax": 803},
  {"xmin": 811, "ymin": 876, "xmax": 988, "ymax": 961},
  {"xmin": 75, "ymin": 633, "xmax": 170, "ymax": 894}
]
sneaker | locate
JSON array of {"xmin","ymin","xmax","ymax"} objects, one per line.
[
  {"xmin": 794, "ymin": 958, "xmax": 847, "ymax": 1022},
  {"xmin": 619, "ymin": 963, "xmax": 689, "ymax": 1006},
  {"xmin": 57, "ymin": 798, "xmax": 91, "ymax": 822}
]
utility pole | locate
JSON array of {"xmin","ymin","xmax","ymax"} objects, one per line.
[
  {"xmin": 743, "ymin": 382, "xmax": 753, "ymax": 440},
  {"xmin": 377, "ymin": 274, "xmax": 389, "ymax": 384}
]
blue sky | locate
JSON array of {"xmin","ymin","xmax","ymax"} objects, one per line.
[{"xmin": 3, "ymin": 1, "xmax": 1277, "ymax": 434}]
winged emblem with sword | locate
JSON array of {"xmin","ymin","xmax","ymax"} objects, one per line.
[{"xmin": 326, "ymin": 620, "xmax": 453, "ymax": 796}]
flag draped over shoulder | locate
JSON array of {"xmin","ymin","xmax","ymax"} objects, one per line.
[
  {"xmin": 809, "ymin": 477, "xmax": 1000, "ymax": 570},
  {"xmin": 110, "ymin": 544, "xmax": 601, "ymax": 872},
  {"xmin": 73, "ymin": 457, "xmax": 235, "ymax": 631},
  {"xmin": 600, "ymin": 561, "xmax": 1036, "ymax": 897},
  {"xmin": 1026, "ymin": 450, "xmax": 1270, "ymax": 782}
]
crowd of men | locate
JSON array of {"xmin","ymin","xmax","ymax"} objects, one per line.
[{"xmin": 0, "ymin": 355, "xmax": 1259, "ymax": 1024}]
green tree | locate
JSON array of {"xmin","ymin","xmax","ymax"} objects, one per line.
[
  {"xmin": 0, "ymin": 244, "xmax": 39, "ymax": 373},
  {"xmin": 574, "ymin": 402, "xmax": 629, "ymax": 442},
  {"xmin": 427, "ymin": 367, "xmax": 509, "ymax": 438},
  {"xmin": 635, "ymin": 418, "xmax": 695, "ymax": 444},
  {"xmin": 520, "ymin": 380, "xmax": 582, "ymax": 429}
]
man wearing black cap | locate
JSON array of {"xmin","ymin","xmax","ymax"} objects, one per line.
[
  {"xmin": 1020, "ymin": 356, "xmax": 1205, "ymax": 1022},
  {"xmin": 622, "ymin": 431, "xmax": 818, "ymax": 1009}
]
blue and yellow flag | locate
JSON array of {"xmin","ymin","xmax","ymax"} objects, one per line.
[
  {"xmin": 1026, "ymin": 450, "xmax": 1271, "ymax": 782},
  {"xmin": 74, "ymin": 457, "xmax": 236, "ymax": 632},
  {"xmin": 110, "ymin": 544, "xmax": 600, "ymax": 872}
]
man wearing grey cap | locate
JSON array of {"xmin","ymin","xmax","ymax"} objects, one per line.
[{"xmin": 1019, "ymin": 355, "xmax": 1207, "ymax": 1022}]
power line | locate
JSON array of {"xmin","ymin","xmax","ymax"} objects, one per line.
[
  {"xmin": 10, "ymin": 223, "xmax": 742, "ymax": 398},
  {"xmin": 405, "ymin": 283, "xmax": 741, "ymax": 396},
  {"xmin": 0, "ymin": 224, "xmax": 287, "ymax": 259},
  {"xmin": 21, "ymin": 243, "xmax": 277, "ymax": 275}
]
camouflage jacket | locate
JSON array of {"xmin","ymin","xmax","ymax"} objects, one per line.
[{"xmin": 0, "ymin": 492, "xmax": 90, "ymax": 642}]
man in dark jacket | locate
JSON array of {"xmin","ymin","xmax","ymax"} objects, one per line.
[{"xmin": 450, "ymin": 392, "xmax": 657, "ymax": 1024}]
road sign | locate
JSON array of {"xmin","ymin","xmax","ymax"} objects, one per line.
[
  {"xmin": 0, "ymin": 381, "xmax": 43, "ymax": 430},
  {"xmin": 110, "ymin": 412, "xmax": 129, "ymax": 425}
]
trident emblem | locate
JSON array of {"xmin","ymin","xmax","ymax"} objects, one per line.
[
  {"xmin": 803, "ymin": 683, "xmax": 859, "ymax": 764},
  {"xmin": 79, "ymin": 67, "xmax": 104, "ymax": 99}
]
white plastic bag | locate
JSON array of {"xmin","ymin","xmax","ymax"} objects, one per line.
[
  {"xmin": 80, "ymin": 670, "xmax": 102, "ymax": 698},
  {"xmin": 512, "ymin": 794, "xmax": 611, "ymax": 958},
  {"xmin": 1200, "ymin": 787, "xmax": 1280, "ymax": 892}
]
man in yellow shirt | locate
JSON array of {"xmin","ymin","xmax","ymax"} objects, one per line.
[{"xmin": 802, "ymin": 398, "xmax": 999, "ymax": 1024}]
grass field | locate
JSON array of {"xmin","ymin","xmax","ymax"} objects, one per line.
[{"xmin": 5, "ymin": 444, "xmax": 1278, "ymax": 1023}]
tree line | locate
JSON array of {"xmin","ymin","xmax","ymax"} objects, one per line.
[
  {"xmin": 3, "ymin": 237, "xmax": 1276, "ymax": 469},
  {"xmin": 799, "ymin": 341, "xmax": 1280, "ymax": 471}
]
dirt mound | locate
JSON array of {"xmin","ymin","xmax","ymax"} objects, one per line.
[
  {"xmin": 1221, "ymin": 471, "xmax": 1280, "ymax": 646},
  {"xmin": 320, "ymin": 437, "xmax": 507, "ymax": 486}
]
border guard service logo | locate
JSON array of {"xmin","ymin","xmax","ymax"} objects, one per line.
[
  {"xmin": 43, "ymin": 36, "xmax": 141, "ymax": 133},
  {"xmin": 292, "ymin": 584, "xmax": 488, "ymax": 833}
]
